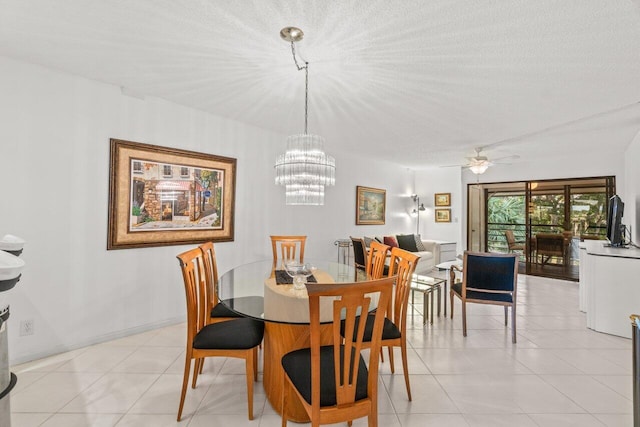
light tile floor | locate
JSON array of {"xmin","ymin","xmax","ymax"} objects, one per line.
[{"xmin": 10, "ymin": 274, "xmax": 634, "ymax": 426}]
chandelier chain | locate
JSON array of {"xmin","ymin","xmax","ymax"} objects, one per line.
[
  {"xmin": 304, "ymin": 64, "xmax": 308, "ymax": 135},
  {"xmin": 289, "ymin": 41, "xmax": 309, "ymax": 135},
  {"xmin": 289, "ymin": 41, "xmax": 306, "ymax": 71}
]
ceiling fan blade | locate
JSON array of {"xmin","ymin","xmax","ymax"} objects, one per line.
[
  {"xmin": 440, "ymin": 153, "xmax": 519, "ymax": 170},
  {"xmin": 489, "ymin": 154, "xmax": 520, "ymax": 162}
]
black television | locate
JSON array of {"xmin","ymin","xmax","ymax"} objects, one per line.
[{"xmin": 606, "ymin": 194, "xmax": 625, "ymax": 247}]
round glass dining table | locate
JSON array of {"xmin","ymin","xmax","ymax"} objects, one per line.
[
  {"xmin": 217, "ymin": 259, "xmax": 365, "ymax": 422},
  {"xmin": 218, "ymin": 259, "xmax": 364, "ymax": 322}
]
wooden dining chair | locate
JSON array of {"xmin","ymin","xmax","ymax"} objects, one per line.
[
  {"xmin": 367, "ymin": 240, "xmax": 390, "ymax": 279},
  {"xmin": 198, "ymin": 242, "xmax": 264, "ymax": 374},
  {"xmin": 365, "ymin": 240, "xmax": 391, "ymax": 364},
  {"xmin": 176, "ymin": 248, "xmax": 264, "ymax": 421},
  {"xmin": 281, "ymin": 277, "xmax": 394, "ymax": 427},
  {"xmin": 200, "ymin": 241, "xmax": 236, "ymax": 323},
  {"xmin": 270, "ymin": 235, "xmax": 307, "ymax": 268},
  {"xmin": 350, "ymin": 236, "xmax": 367, "ymax": 271},
  {"xmin": 340, "ymin": 247, "xmax": 420, "ymax": 401},
  {"xmin": 450, "ymin": 251, "xmax": 518, "ymax": 343},
  {"xmin": 381, "ymin": 247, "xmax": 420, "ymax": 400},
  {"xmin": 200, "ymin": 241, "xmax": 263, "ymax": 323}
]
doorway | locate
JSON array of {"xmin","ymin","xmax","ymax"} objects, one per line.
[{"xmin": 467, "ymin": 176, "xmax": 614, "ymax": 281}]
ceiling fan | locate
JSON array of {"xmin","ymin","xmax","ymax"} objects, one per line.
[{"xmin": 444, "ymin": 147, "xmax": 519, "ymax": 174}]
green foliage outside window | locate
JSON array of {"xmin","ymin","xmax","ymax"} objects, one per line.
[
  {"xmin": 487, "ymin": 195, "xmax": 525, "ymax": 252},
  {"xmin": 487, "ymin": 191, "xmax": 608, "ymax": 253},
  {"xmin": 488, "ymin": 196, "xmax": 525, "ymax": 225},
  {"xmin": 570, "ymin": 193, "xmax": 607, "ymax": 236},
  {"xmin": 530, "ymin": 194, "xmax": 565, "ymax": 226}
]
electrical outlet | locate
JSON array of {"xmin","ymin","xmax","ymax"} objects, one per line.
[{"xmin": 20, "ymin": 319, "xmax": 34, "ymax": 336}]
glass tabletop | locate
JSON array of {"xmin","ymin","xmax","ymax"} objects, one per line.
[
  {"xmin": 412, "ymin": 273, "xmax": 446, "ymax": 285},
  {"xmin": 217, "ymin": 259, "xmax": 365, "ymax": 323},
  {"xmin": 411, "ymin": 273, "xmax": 446, "ymax": 291}
]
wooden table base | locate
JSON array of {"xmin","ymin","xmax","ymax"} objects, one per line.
[{"xmin": 263, "ymin": 322, "xmax": 332, "ymax": 423}]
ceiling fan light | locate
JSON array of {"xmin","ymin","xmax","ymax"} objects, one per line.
[{"xmin": 469, "ymin": 164, "xmax": 489, "ymax": 174}]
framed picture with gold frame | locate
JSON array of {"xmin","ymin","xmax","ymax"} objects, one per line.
[
  {"xmin": 108, "ymin": 138, "xmax": 236, "ymax": 249},
  {"xmin": 434, "ymin": 192, "xmax": 451, "ymax": 206},
  {"xmin": 356, "ymin": 186, "xmax": 386, "ymax": 225},
  {"xmin": 435, "ymin": 208, "xmax": 451, "ymax": 223}
]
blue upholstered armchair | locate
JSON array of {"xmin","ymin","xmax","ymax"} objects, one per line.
[{"xmin": 450, "ymin": 251, "xmax": 519, "ymax": 343}]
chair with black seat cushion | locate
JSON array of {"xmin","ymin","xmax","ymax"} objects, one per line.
[
  {"xmin": 281, "ymin": 277, "xmax": 394, "ymax": 427},
  {"xmin": 363, "ymin": 240, "xmax": 391, "ymax": 365},
  {"xmin": 198, "ymin": 242, "xmax": 264, "ymax": 373},
  {"xmin": 350, "ymin": 236, "xmax": 367, "ymax": 272},
  {"xmin": 340, "ymin": 247, "xmax": 420, "ymax": 401},
  {"xmin": 200, "ymin": 241, "xmax": 264, "ymax": 322},
  {"xmin": 450, "ymin": 251, "xmax": 518, "ymax": 343},
  {"xmin": 270, "ymin": 235, "xmax": 307, "ymax": 269},
  {"xmin": 176, "ymin": 248, "xmax": 264, "ymax": 421}
]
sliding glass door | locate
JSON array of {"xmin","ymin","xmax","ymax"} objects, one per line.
[{"xmin": 468, "ymin": 176, "xmax": 614, "ymax": 281}]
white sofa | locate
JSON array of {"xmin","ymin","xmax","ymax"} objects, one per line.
[
  {"xmin": 413, "ymin": 239, "xmax": 441, "ymax": 274},
  {"xmin": 368, "ymin": 235, "xmax": 441, "ymax": 275}
]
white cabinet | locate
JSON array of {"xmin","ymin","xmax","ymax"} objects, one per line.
[
  {"xmin": 582, "ymin": 240, "xmax": 640, "ymax": 338},
  {"xmin": 433, "ymin": 241, "xmax": 457, "ymax": 263}
]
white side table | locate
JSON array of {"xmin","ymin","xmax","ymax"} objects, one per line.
[{"xmin": 438, "ymin": 242, "xmax": 457, "ymax": 262}]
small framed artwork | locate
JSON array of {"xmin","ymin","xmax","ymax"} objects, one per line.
[
  {"xmin": 434, "ymin": 192, "xmax": 451, "ymax": 206},
  {"xmin": 356, "ymin": 186, "xmax": 386, "ymax": 225},
  {"xmin": 435, "ymin": 208, "xmax": 451, "ymax": 223},
  {"xmin": 108, "ymin": 138, "xmax": 236, "ymax": 249}
]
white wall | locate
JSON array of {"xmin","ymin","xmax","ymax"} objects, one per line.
[
  {"xmin": 0, "ymin": 56, "xmax": 413, "ymax": 364},
  {"xmin": 415, "ymin": 167, "xmax": 463, "ymax": 252}
]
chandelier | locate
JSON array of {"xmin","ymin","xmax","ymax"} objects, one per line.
[{"xmin": 274, "ymin": 27, "xmax": 335, "ymax": 205}]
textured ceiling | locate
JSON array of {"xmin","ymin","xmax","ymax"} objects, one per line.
[{"xmin": 1, "ymin": 0, "xmax": 639, "ymax": 169}]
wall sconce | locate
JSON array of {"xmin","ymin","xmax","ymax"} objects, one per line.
[{"xmin": 411, "ymin": 194, "xmax": 426, "ymax": 236}]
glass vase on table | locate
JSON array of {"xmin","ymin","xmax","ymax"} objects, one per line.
[{"xmin": 283, "ymin": 260, "xmax": 316, "ymax": 290}]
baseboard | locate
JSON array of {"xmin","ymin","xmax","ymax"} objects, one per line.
[{"xmin": 9, "ymin": 316, "xmax": 184, "ymax": 366}]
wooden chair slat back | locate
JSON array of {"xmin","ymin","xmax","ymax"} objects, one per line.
[
  {"xmin": 306, "ymin": 277, "xmax": 394, "ymax": 410},
  {"xmin": 199, "ymin": 241, "xmax": 218, "ymax": 313},
  {"xmin": 281, "ymin": 242, "xmax": 297, "ymax": 262},
  {"xmin": 177, "ymin": 248, "xmax": 209, "ymax": 341},
  {"xmin": 270, "ymin": 235, "xmax": 307, "ymax": 267},
  {"xmin": 367, "ymin": 241, "xmax": 390, "ymax": 279},
  {"xmin": 388, "ymin": 247, "xmax": 420, "ymax": 331}
]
